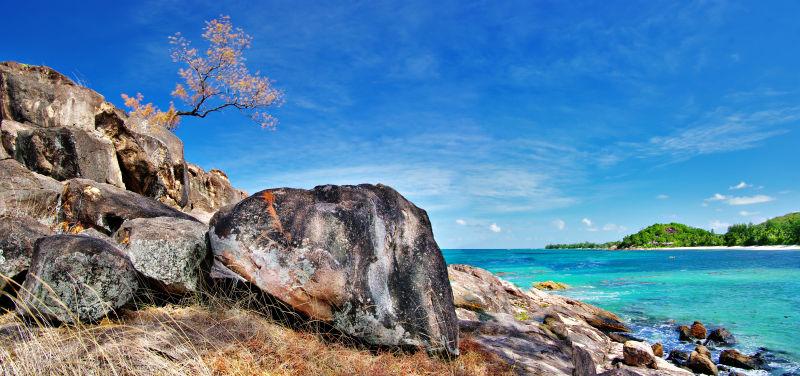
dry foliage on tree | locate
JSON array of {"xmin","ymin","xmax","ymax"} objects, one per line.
[{"xmin": 122, "ymin": 16, "xmax": 282, "ymax": 129}]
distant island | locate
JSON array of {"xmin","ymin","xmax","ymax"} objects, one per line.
[{"xmin": 546, "ymin": 212, "xmax": 800, "ymax": 249}]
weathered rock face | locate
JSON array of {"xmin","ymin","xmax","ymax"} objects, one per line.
[
  {"xmin": 719, "ymin": 349, "xmax": 763, "ymax": 370},
  {"xmin": 114, "ymin": 217, "xmax": 208, "ymax": 294},
  {"xmin": 16, "ymin": 235, "xmax": 138, "ymax": 323},
  {"xmin": 0, "ymin": 215, "xmax": 52, "ymax": 289},
  {"xmin": 0, "ymin": 62, "xmax": 103, "ymax": 132},
  {"xmin": 59, "ymin": 178, "xmax": 197, "ymax": 235},
  {"xmin": 0, "ymin": 158, "xmax": 62, "ymax": 224},
  {"xmin": 705, "ymin": 327, "xmax": 736, "ymax": 346},
  {"xmin": 623, "ymin": 341, "xmax": 658, "ymax": 369},
  {"xmin": 651, "ymin": 342, "xmax": 664, "ymax": 358},
  {"xmin": 208, "ymin": 184, "xmax": 458, "ymax": 356},
  {"xmin": 534, "ymin": 280, "xmax": 570, "ymax": 290},
  {"xmin": 94, "ymin": 107, "xmax": 188, "ymax": 208},
  {"xmin": 13, "ymin": 123, "xmax": 124, "ymax": 188},
  {"xmin": 185, "ymin": 163, "xmax": 247, "ymax": 221}
]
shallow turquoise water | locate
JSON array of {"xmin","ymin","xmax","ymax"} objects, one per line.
[{"xmin": 443, "ymin": 249, "xmax": 800, "ymax": 375}]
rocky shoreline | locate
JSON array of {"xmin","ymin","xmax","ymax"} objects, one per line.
[{"xmin": 0, "ymin": 62, "xmax": 782, "ymax": 375}]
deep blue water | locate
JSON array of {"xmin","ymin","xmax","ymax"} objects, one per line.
[{"xmin": 443, "ymin": 249, "xmax": 800, "ymax": 375}]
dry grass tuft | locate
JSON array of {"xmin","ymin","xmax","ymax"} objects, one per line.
[{"xmin": 0, "ymin": 302, "xmax": 513, "ymax": 376}]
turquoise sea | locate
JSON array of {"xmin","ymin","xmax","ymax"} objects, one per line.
[{"xmin": 442, "ymin": 249, "xmax": 800, "ymax": 375}]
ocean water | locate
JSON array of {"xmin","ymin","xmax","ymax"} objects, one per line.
[{"xmin": 442, "ymin": 249, "xmax": 800, "ymax": 375}]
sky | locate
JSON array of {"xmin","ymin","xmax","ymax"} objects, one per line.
[{"xmin": 5, "ymin": 0, "xmax": 800, "ymax": 248}]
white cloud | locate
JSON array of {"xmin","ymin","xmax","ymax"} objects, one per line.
[
  {"xmin": 552, "ymin": 219, "xmax": 566, "ymax": 230},
  {"xmin": 489, "ymin": 223, "xmax": 502, "ymax": 233},
  {"xmin": 739, "ymin": 210, "xmax": 758, "ymax": 217},
  {"xmin": 709, "ymin": 220, "xmax": 731, "ymax": 232},
  {"xmin": 729, "ymin": 181, "xmax": 751, "ymax": 190},
  {"xmin": 656, "ymin": 194, "xmax": 670, "ymax": 200},
  {"xmin": 705, "ymin": 193, "xmax": 730, "ymax": 202},
  {"xmin": 727, "ymin": 195, "xmax": 774, "ymax": 205},
  {"xmin": 581, "ymin": 218, "xmax": 593, "ymax": 227},
  {"xmin": 602, "ymin": 223, "xmax": 628, "ymax": 232},
  {"xmin": 455, "ymin": 219, "xmax": 467, "ymax": 225}
]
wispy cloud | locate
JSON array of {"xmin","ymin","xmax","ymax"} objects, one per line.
[
  {"xmin": 729, "ymin": 181, "xmax": 751, "ymax": 190},
  {"xmin": 489, "ymin": 223, "xmax": 502, "ymax": 233},
  {"xmin": 709, "ymin": 220, "xmax": 731, "ymax": 232},
  {"xmin": 656, "ymin": 194, "xmax": 670, "ymax": 200},
  {"xmin": 581, "ymin": 218, "xmax": 593, "ymax": 227},
  {"xmin": 552, "ymin": 219, "xmax": 566, "ymax": 230},
  {"xmin": 455, "ymin": 219, "xmax": 467, "ymax": 225},
  {"xmin": 727, "ymin": 195, "xmax": 774, "ymax": 206}
]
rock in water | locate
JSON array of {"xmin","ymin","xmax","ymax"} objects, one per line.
[
  {"xmin": 208, "ymin": 184, "xmax": 458, "ymax": 356},
  {"xmin": 59, "ymin": 178, "xmax": 197, "ymax": 234},
  {"xmin": 0, "ymin": 158, "xmax": 62, "ymax": 224},
  {"xmin": 677, "ymin": 325, "xmax": 692, "ymax": 341},
  {"xmin": 687, "ymin": 346, "xmax": 718, "ymax": 375},
  {"xmin": 623, "ymin": 341, "xmax": 658, "ymax": 369},
  {"xmin": 114, "ymin": 217, "xmax": 208, "ymax": 294},
  {"xmin": 651, "ymin": 342, "xmax": 664, "ymax": 357},
  {"xmin": 534, "ymin": 280, "xmax": 571, "ymax": 290},
  {"xmin": 705, "ymin": 327, "xmax": 736, "ymax": 346},
  {"xmin": 0, "ymin": 215, "xmax": 52, "ymax": 289},
  {"xmin": 719, "ymin": 349, "xmax": 763, "ymax": 370},
  {"xmin": 16, "ymin": 235, "xmax": 138, "ymax": 323},
  {"xmin": 690, "ymin": 321, "xmax": 707, "ymax": 339}
]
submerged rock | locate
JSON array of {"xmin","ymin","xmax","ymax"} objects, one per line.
[
  {"xmin": 705, "ymin": 327, "xmax": 736, "ymax": 346},
  {"xmin": 690, "ymin": 321, "xmax": 707, "ymax": 339},
  {"xmin": 677, "ymin": 325, "xmax": 692, "ymax": 341},
  {"xmin": 16, "ymin": 235, "xmax": 138, "ymax": 323},
  {"xmin": 534, "ymin": 280, "xmax": 571, "ymax": 290},
  {"xmin": 58, "ymin": 178, "xmax": 197, "ymax": 234},
  {"xmin": 114, "ymin": 217, "xmax": 208, "ymax": 294},
  {"xmin": 719, "ymin": 349, "xmax": 763, "ymax": 370},
  {"xmin": 209, "ymin": 184, "xmax": 458, "ymax": 356},
  {"xmin": 0, "ymin": 215, "xmax": 52, "ymax": 289}
]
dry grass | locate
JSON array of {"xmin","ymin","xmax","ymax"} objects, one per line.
[{"xmin": 0, "ymin": 291, "xmax": 514, "ymax": 376}]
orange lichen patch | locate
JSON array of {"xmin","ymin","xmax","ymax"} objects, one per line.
[
  {"xmin": 57, "ymin": 221, "xmax": 85, "ymax": 234},
  {"xmin": 260, "ymin": 191, "xmax": 290, "ymax": 242},
  {"xmin": 116, "ymin": 228, "xmax": 130, "ymax": 245}
]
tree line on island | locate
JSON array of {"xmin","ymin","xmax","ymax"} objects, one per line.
[{"xmin": 546, "ymin": 212, "xmax": 800, "ymax": 249}]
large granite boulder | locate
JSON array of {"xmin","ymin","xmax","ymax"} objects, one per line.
[
  {"xmin": 208, "ymin": 184, "xmax": 458, "ymax": 355},
  {"xmin": 0, "ymin": 62, "xmax": 103, "ymax": 132},
  {"xmin": 0, "ymin": 215, "xmax": 52, "ymax": 289},
  {"xmin": 687, "ymin": 346, "xmax": 718, "ymax": 375},
  {"xmin": 719, "ymin": 349, "xmax": 763, "ymax": 370},
  {"xmin": 185, "ymin": 163, "xmax": 247, "ymax": 222},
  {"xmin": 0, "ymin": 158, "xmax": 62, "ymax": 224},
  {"xmin": 690, "ymin": 321, "xmax": 707, "ymax": 339},
  {"xmin": 59, "ymin": 178, "xmax": 197, "ymax": 235},
  {"xmin": 13, "ymin": 123, "xmax": 124, "ymax": 187},
  {"xmin": 623, "ymin": 341, "xmax": 658, "ymax": 369},
  {"xmin": 16, "ymin": 235, "xmax": 138, "ymax": 323},
  {"xmin": 94, "ymin": 106, "xmax": 188, "ymax": 208},
  {"xmin": 705, "ymin": 327, "xmax": 736, "ymax": 346},
  {"xmin": 114, "ymin": 217, "xmax": 209, "ymax": 294}
]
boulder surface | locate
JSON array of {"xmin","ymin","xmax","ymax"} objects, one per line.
[
  {"xmin": 58, "ymin": 178, "xmax": 197, "ymax": 234},
  {"xmin": 0, "ymin": 158, "xmax": 61, "ymax": 224},
  {"xmin": 0, "ymin": 215, "xmax": 52, "ymax": 289},
  {"xmin": 209, "ymin": 184, "xmax": 458, "ymax": 355},
  {"xmin": 16, "ymin": 235, "xmax": 138, "ymax": 323},
  {"xmin": 114, "ymin": 217, "xmax": 208, "ymax": 294}
]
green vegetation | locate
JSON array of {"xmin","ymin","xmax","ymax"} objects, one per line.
[
  {"xmin": 545, "ymin": 212, "xmax": 800, "ymax": 249},
  {"xmin": 723, "ymin": 212, "xmax": 800, "ymax": 246},
  {"xmin": 618, "ymin": 223, "xmax": 723, "ymax": 248},
  {"xmin": 545, "ymin": 241, "xmax": 619, "ymax": 249}
]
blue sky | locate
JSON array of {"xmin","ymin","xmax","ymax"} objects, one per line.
[{"xmin": 6, "ymin": 1, "xmax": 800, "ymax": 248}]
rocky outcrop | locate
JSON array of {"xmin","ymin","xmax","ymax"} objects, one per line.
[
  {"xmin": 448, "ymin": 264, "xmax": 691, "ymax": 376},
  {"xmin": 94, "ymin": 106, "xmax": 188, "ymax": 208},
  {"xmin": 0, "ymin": 62, "xmax": 103, "ymax": 132},
  {"xmin": 677, "ymin": 325, "xmax": 692, "ymax": 341},
  {"xmin": 623, "ymin": 341, "xmax": 658, "ymax": 369},
  {"xmin": 13, "ymin": 122, "xmax": 124, "ymax": 187},
  {"xmin": 114, "ymin": 217, "xmax": 208, "ymax": 294},
  {"xmin": 0, "ymin": 215, "xmax": 52, "ymax": 289},
  {"xmin": 718, "ymin": 349, "xmax": 763, "ymax": 370},
  {"xmin": 58, "ymin": 178, "xmax": 197, "ymax": 235},
  {"xmin": 16, "ymin": 235, "xmax": 139, "ymax": 323},
  {"xmin": 705, "ymin": 327, "xmax": 736, "ymax": 346},
  {"xmin": 208, "ymin": 185, "xmax": 458, "ymax": 356},
  {"xmin": 0, "ymin": 158, "xmax": 62, "ymax": 224},
  {"xmin": 651, "ymin": 342, "xmax": 664, "ymax": 358},
  {"xmin": 185, "ymin": 163, "xmax": 247, "ymax": 222}
]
